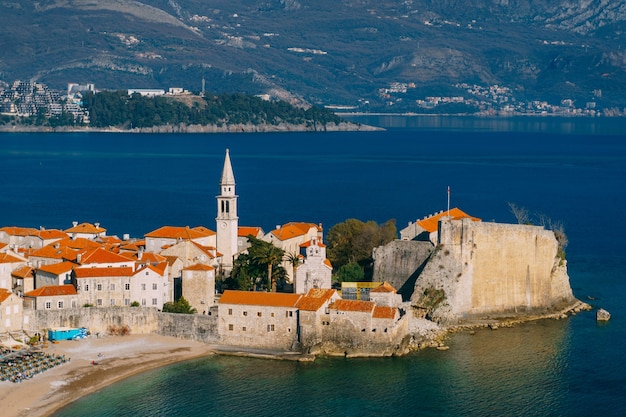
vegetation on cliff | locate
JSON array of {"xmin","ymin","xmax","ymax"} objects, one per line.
[
  {"xmin": 83, "ymin": 91, "xmax": 342, "ymax": 129},
  {"xmin": 326, "ymin": 218, "xmax": 397, "ymax": 282},
  {"xmin": 508, "ymin": 202, "xmax": 569, "ymax": 260}
]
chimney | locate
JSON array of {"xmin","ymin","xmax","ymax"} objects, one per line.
[
  {"xmin": 72, "ymin": 221, "xmax": 78, "ymax": 227},
  {"xmin": 95, "ymin": 222, "xmax": 100, "ymax": 229}
]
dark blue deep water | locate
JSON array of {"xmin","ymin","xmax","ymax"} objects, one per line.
[{"xmin": 0, "ymin": 117, "xmax": 624, "ymax": 416}]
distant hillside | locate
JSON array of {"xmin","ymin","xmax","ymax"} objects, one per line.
[{"xmin": 1, "ymin": 0, "xmax": 625, "ymax": 112}]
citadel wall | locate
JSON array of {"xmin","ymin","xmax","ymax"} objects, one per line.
[
  {"xmin": 372, "ymin": 240, "xmax": 433, "ymax": 299},
  {"xmin": 412, "ymin": 218, "xmax": 576, "ymax": 322}
]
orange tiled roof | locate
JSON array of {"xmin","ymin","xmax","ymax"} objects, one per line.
[
  {"xmin": 99, "ymin": 236, "xmax": 122, "ymax": 245},
  {"xmin": 323, "ymin": 259, "xmax": 333, "ymax": 269},
  {"xmin": 372, "ymin": 306, "xmax": 397, "ymax": 319},
  {"xmin": 299, "ymin": 239, "xmax": 326, "ymax": 248},
  {"xmin": 38, "ymin": 261, "xmax": 75, "ymax": 275},
  {"xmin": 65, "ymin": 222, "xmax": 106, "ymax": 234},
  {"xmin": 35, "ymin": 229, "xmax": 68, "ymax": 240},
  {"xmin": 417, "ymin": 208, "xmax": 481, "ymax": 233},
  {"xmin": 74, "ymin": 266, "xmax": 134, "ymax": 278},
  {"xmin": 56, "ymin": 237, "xmax": 102, "ymax": 250},
  {"xmin": 219, "ymin": 290, "xmax": 302, "ymax": 307},
  {"xmin": 134, "ymin": 263, "xmax": 167, "ymax": 276},
  {"xmin": 120, "ymin": 243, "xmax": 139, "ymax": 251},
  {"xmin": 0, "ymin": 226, "xmax": 39, "ymax": 236},
  {"xmin": 80, "ymin": 247, "xmax": 134, "ymax": 265},
  {"xmin": 11, "ymin": 265, "xmax": 34, "ymax": 278},
  {"xmin": 329, "ymin": 299, "xmax": 375, "ymax": 313},
  {"xmin": 0, "ymin": 288, "xmax": 12, "ymax": 303},
  {"xmin": 370, "ymin": 282, "xmax": 397, "ymax": 293},
  {"xmin": 24, "ymin": 284, "xmax": 77, "ymax": 297},
  {"xmin": 269, "ymin": 222, "xmax": 319, "ymax": 241},
  {"xmin": 184, "ymin": 263, "xmax": 215, "ymax": 271},
  {"xmin": 0, "ymin": 242, "xmax": 6, "ymax": 250},
  {"xmin": 296, "ymin": 288, "xmax": 337, "ymax": 311},
  {"xmin": 0, "ymin": 252, "xmax": 24, "ymax": 264},
  {"xmin": 30, "ymin": 244, "xmax": 78, "ymax": 261},
  {"xmin": 139, "ymin": 252, "xmax": 167, "ymax": 263},
  {"xmin": 238, "ymin": 226, "xmax": 263, "ymax": 237},
  {"xmin": 145, "ymin": 226, "xmax": 215, "ymax": 239}
]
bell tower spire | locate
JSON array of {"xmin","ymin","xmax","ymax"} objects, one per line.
[{"xmin": 216, "ymin": 149, "xmax": 238, "ymax": 275}]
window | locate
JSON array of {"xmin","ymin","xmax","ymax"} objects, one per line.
[
  {"xmin": 110, "ymin": 284, "xmax": 115, "ymax": 291},
  {"xmin": 71, "ymin": 300, "xmax": 77, "ymax": 308},
  {"xmin": 97, "ymin": 284, "xmax": 102, "ymax": 291},
  {"xmin": 242, "ymin": 327, "xmax": 247, "ymax": 331},
  {"xmin": 267, "ymin": 324, "xmax": 275, "ymax": 332},
  {"xmin": 152, "ymin": 283, "xmax": 157, "ymax": 290},
  {"xmin": 141, "ymin": 283, "xmax": 146, "ymax": 291},
  {"xmin": 228, "ymin": 308, "xmax": 232, "ymax": 315},
  {"xmin": 97, "ymin": 299, "xmax": 102, "ymax": 306},
  {"xmin": 152, "ymin": 298, "xmax": 157, "ymax": 305},
  {"xmin": 84, "ymin": 284, "xmax": 89, "ymax": 291},
  {"xmin": 124, "ymin": 299, "xmax": 130, "ymax": 306},
  {"xmin": 58, "ymin": 301, "xmax": 63, "ymax": 309},
  {"xmin": 243, "ymin": 311, "xmax": 248, "ymax": 316},
  {"xmin": 257, "ymin": 312, "xmax": 262, "ymax": 317},
  {"xmin": 45, "ymin": 302, "xmax": 51, "ymax": 309},
  {"xmin": 271, "ymin": 312, "xmax": 275, "ymax": 317},
  {"xmin": 286, "ymin": 311, "xmax": 293, "ymax": 317},
  {"xmin": 228, "ymin": 324, "xmax": 233, "ymax": 331},
  {"xmin": 141, "ymin": 299, "xmax": 146, "ymax": 306},
  {"xmin": 125, "ymin": 283, "xmax": 130, "ymax": 291},
  {"xmin": 110, "ymin": 299, "xmax": 115, "ymax": 306},
  {"xmin": 145, "ymin": 271, "xmax": 149, "ymax": 275}
]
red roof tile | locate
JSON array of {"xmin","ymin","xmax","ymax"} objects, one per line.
[
  {"xmin": 24, "ymin": 284, "xmax": 77, "ymax": 297},
  {"xmin": 238, "ymin": 226, "xmax": 263, "ymax": 237},
  {"xmin": 183, "ymin": 263, "xmax": 215, "ymax": 271},
  {"xmin": 38, "ymin": 261, "xmax": 75, "ymax": 275},
  {"xmin": 417, "ymin": 208, "xmax": 481, "ymax": 233},
  {"xmin": 30, "ymin": 245, "xmax": 78, "ymax": 261},
  {"xmin": 329, "ymin": 299, "xmax": 375, "ymax": 313},
  {"xmin": 74, "ymin": 266, "xmax": 134, "ymax": 278},
  {"xmin": 370, "ymin": 282, "xmax": 397, "ymax": 293},
  {"xmin": 80, "ymin": 247, "xmax": 134, "ymax": 265},
  {"xmin": 145, "ymin": 226, "xmax": 215, "ymax": 239},
  {"xmin": 269, "ymin": 222, "xmax": 319, "ymax": 241},
  {"xmin": 299, "ymin": 239, "xmax": 326, "ymax": 248},
  {"xmin": 11, "ymin": 265, "xmax": 34, "ymax": 278},
  {"xmin": 0, "ymin": 288, "xmax": 13, "ymax": 303},
  {"xmin": 0, "ymin": 226, "xmax": 39, "ymax": 237},
  {"xmin": 219, "ymin": 290, "xmax": 302, "ymax": 307},
  {"xmin": 372, "ymin": 306, "xmax": 398, "ymax": 319},
  {"xmin": 0, "ymin": 252, "xmax": 24, "ymax": 264},
  {"xmin": 296, "ymin": 288, "xmax": 337, "ymax": 311},
  {"xmin": 64, "ymin": 222, "xmax": 106, "ymax": 234}
]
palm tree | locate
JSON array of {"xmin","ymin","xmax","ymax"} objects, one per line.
[
  {"xmin": 284, "ymin": 252, "xmax": 302, "ymax": 289},
  {"xmin": 253, "ymin": 242, "xmax": 285, "ymax": 292}
]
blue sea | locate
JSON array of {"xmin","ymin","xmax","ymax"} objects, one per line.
[{"xmin": 0, "ymin": 116, "xmax": 624, "ymax": 416}]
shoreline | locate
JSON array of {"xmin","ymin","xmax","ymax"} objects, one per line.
[{"xmin": 0, "ymin": 334, "xmax": 216, "ymax": 417}]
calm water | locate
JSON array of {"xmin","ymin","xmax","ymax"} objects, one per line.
[{"xmin": 0, "ymin": 118, "xmax": 624, "ymax": 416}]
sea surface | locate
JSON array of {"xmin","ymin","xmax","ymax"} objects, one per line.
[{"xmin": 0, "ymin": 117, "xmax": 624, "ymax": 416}]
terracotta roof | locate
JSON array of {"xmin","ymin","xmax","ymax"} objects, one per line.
[
  {"xmin": 269, "ymin": 222, "xmax": 319, "ymax": 241},
  {"xmin": 74, "ymin": 266, "xmax": 134, "ymax": 278},
  {"xmin": 0, "ymin": 252, "xmax": 24, "ymax": 264},
  {"xmin": 145, "ymin": 226, "xmax": 215, "ymax": 239},
  {"xmin": 238, "ymin": 226, "xmax": 263, "ymax": 237},
  {"xmin": 134, "ymin": 263, "xmax": 167, "ymax": 276},
  {"xmin": 417, "ymin": 208, "xmax": 481, "ymax": 233},
  {"xmin": 64, "ymin": 222, "xmax": 106, "ymax": 234},
  {"xmin": 0, "ymin": 288, "xmax": 12, "ymax": 303},
  {"xmin": 372, "ymin": 306, "xmax": 397, "ymax": 319},
  {"xmin": 35, "ymin": 229, "xmax": 68, "ymax": 240},
  {"xmin": 80, "ymin": 247, "xmax": 134, "ymax": 265},
  {"xmin": 120, "ymin": 243, "xmax": 139, "ymax": 251},
  {"xmin": 0, "ymin": 226, "xmax": 39, "ymax": 237},
  {"xmin": 370, "ymin": 282, "xmax": 397, "ymax": 293},
  {"xmin": 323, "ymin": 259, "xmax": 333, "ymax": 269},
  {"xmin": 183, "ymin": 263, "xmax": 215, "ymax": 271},
  {"xmin": 24, "ymin": 284, "xmax": 77, "ymax": 297},
  {"xmin": 38, "ymin": 261, "xmax": 75, "ymax": 275},
  {"xmin": 0, "ymin": 242, "xmax": 6, "ymax": 250},
  {"xmin": 219, "ymin": 290, "xmax": 302, "ymax": 307},
  {"xmin": 139, "ymin": 252, "xmax": 167, "ymax": 263},
  {"xmin": 299, "ymin": 239, "xmax": 326, "ymax": 248},
  {"xmin": 99, "ymin": 236, "xmax": 122, "ymax": 244},
  {"xmin": 56, "ymin": 237, "xmax": 102, "ymax": 250},
  {"xmin": 296, "ymin": 288, "xmax": 337, "ymax": 311},
  {"xmin": 11, "ymin": 265, "xmax": 34, "ymax": 278},
  {"xmin": 30, "ymin": 245, "xmax": 78, "ymax": 261},
  {"xmin": 329, "ymin": 299, "xmax": 375, "ymax": 313}
]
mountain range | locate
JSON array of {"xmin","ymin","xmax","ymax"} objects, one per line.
[{"xmin": 1, "ymin": 0, "xmax": 625, "ymax": 112}]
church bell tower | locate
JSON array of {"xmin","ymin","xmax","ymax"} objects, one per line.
[{"xmin": 216, "ymin": 149, "xmax": 238, "ymax": 275}]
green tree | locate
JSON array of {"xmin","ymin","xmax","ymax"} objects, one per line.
[
  {"xmin": 228, "ymin": 236, "xmax": 286, "ymax": 292},
  {"xmin": 327, "ymin": 218, "xmax": 396, "ymax": 280},
  {"xmin": 335, "ymin": 262, "xmax": 364, "ymax": 283},
  {"xmin": 251, "ymin": 238, "xmax": 285, "ymax": 292},
  {"xmin": 162, "ymin": 296, "xmax": 197, "ymax": 314},
  {"xmin": 284, "ymin": 252, "xmax": 302, "ymax": 285}
]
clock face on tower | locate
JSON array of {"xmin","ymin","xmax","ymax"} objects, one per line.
[{"xmin": 220, "ymin": 222, "xmax": 227, "ymax": 229}]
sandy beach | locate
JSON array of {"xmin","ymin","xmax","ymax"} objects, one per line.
[{"xmin": 0, "ymin": 334, "xmax": 215, "ymax": 417}]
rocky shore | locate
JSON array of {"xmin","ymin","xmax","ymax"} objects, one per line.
[{"xmin": 0, "ymin": 121, "xmax": 383, "ymax": 133}]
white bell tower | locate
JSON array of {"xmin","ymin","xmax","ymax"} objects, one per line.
[{"xmin": 216, "ymin": 149, "xmax": 238, "ymax": 275}]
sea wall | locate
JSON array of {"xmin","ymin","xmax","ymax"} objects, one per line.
[
  {"xmin": 26, "ymin": 307, "xmax": 219, "ymax": 343},
  {"xmin": 372, "ymin": 240, "xmax": 433, "ymax": 299},
  {"xmin": 411, "ymin": 218, "xmax": 576, "ymax": 323}
]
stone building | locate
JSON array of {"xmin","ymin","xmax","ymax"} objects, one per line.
[
  {"xmin": 296, "ymin": 288, "xmax": 339, "ymax": 347},
  {"xmin": 0, "ymin": 288, "xmax": 23, "ymax": 332},
  {"xmin": 0, "ymin": 252, "xmax": 26, "ymax": 290},
  {"xmin": 264, "ymin": 222, "xmax": 323, "ymax": 283},
  {"xmin": 218, "ymin": 290, "xmax": 301, "ymax": 349},
  {"xmin": 216, "ymin": 149, "xmax": 239, "ymax": 275},
  {"xmin": 399, "ymin": 207, "xmax": 480, "ymax": 243},
  {"xmin": 181, "ymin": 263, "xmax": 215, "ymax": 314},
  {"xmin": 64, "ymin": 222, "xmax": 107, "ymax": 240},
  {"xmin": 35, "ymin": 261, "xmax": 75, "ymax": 288},
  {"xmin": 144, "ymin": 226, "xmax": 216, "ymax": 253},
  {"xmin": 294, "ymin": 237, "xmax": 332, "ymax": 294},
  {"xmin": 11, "ymin": 265, "xmax": 34, "ymax": 296},
  {"xmin": 369, "ymin": 282, "xmax": 402, "ymax": 307},
  {"xmin": 23, "ymin": 285, "xmax": 78, "ymax": 310}
]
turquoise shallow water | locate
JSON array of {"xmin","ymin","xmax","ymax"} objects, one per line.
[{"xmin": 0, "ymin": 118, "xmax": 624, "ymax": 416}]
